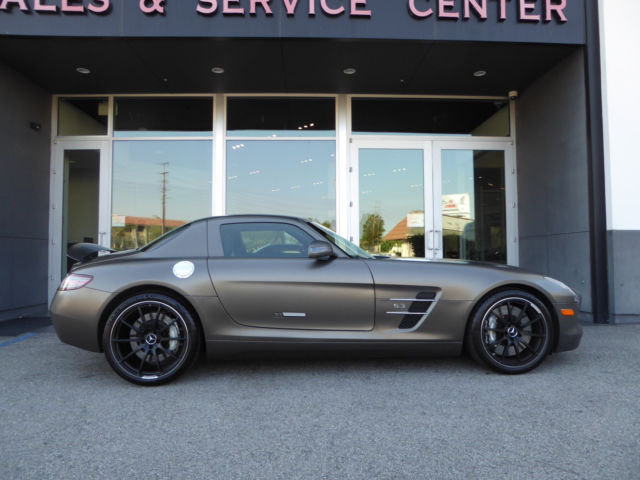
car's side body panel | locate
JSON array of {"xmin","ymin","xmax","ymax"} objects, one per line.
[{"xmin": 208, "ymin": 258, "xmax": 375, "ymax": 331}]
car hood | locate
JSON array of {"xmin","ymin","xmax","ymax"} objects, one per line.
[{"xmin": 388, "ymin": 256, "xmax": 532, "ymax": 274}]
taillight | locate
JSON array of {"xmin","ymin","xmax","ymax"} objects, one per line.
[{"xmin": 59, "ymin": 274, "xmax": 93, "ymax": 291}]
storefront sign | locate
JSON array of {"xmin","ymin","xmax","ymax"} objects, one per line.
[
  {"xmin": 0, "ymin": 0, "xmax": 568, "ymax": 23},
  {"xmin": 442, "ymin": 194, "xmax": 471, "ymax": 218}
]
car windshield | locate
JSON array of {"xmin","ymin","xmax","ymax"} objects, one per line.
[{"xmin": 309, "ymin": 222, "xmax": 374, "ymax": 259}]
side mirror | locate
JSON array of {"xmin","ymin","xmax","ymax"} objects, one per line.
[{"xmin": 308, "ymin": 240, "xmax": 334, "ymax": 259}]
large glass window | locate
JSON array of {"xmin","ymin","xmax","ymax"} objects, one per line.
[
  {"xmin": 358, "ymin": 149, "xmax": 425, "ymax": 257},
  {"xmin": 58, "ymin": 98, "xmax": 108, "ymax": 136},
  {"xmin": 441, "ymin": 150, "xmax": 506, "ymax": 263},
  {"xmin": 227, "ymin": 97, "xmax": 335, "ymax": 137},
  {"xmin": 114, "ymin": 97, "xmax": 213, "ymax": 137},
  {"xmin": 226, "ymin": 140, "xmax": 336, "ymax": 229},
  {"xmin": 111, "ymin": 140, "xmax": 212, "ymax": 250},
  {"xmin": 352, "ymin": 98, "xmax": 510, "ymax": 137}
]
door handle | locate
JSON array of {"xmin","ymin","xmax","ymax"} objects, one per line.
[
  {"xmin": 434, "ymin": 230, "xmax": 442, "ymax": 251},
  {"xmin": 427, "ymin": 231, "xmax": 434, "ymax": 250}
]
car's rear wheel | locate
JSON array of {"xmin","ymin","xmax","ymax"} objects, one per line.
[
  {"xmin": 103, "ymin": 293, "xmax": 200, "ymax": 386},
  {"xmin": 466, "ymin": 290, "xmax": 553, "ymax": 374}
]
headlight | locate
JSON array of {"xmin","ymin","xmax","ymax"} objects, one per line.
[{"xmin": 59, "ymin": 274, "xmax": 93, "ymax": 291}]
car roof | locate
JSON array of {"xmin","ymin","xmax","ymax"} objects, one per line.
[{"xmin": 192, "ymin": 214, "xmax": 307, "ymax": 224}]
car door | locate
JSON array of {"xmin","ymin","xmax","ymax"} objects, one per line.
[{"xmin": 207, "ymin": 220, "xmax": 375, "ymax": 331}]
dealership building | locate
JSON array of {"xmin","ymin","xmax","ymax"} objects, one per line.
[{"xmin": 0, "ymin": 0, "xmax": 638, "ymax": 324}]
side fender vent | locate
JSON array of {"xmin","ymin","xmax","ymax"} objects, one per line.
[{"xmin": 388, "ymin": 291, "xmax": 437, "ymax": 330}]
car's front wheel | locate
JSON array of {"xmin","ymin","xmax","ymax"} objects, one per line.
[
  {"xmin": 103, "ymin": 293, "xmax": 200, "ymax": 386},
  {"xmin": 466, "ymin": 290, "xmax": 553, "ymax": 374}
]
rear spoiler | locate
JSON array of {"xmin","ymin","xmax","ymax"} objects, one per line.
[{"xmin": 67, "ymin": 243, "xmax": 115, "ymax": 264}]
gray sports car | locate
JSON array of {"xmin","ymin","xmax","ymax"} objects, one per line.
[{"xmin": 51, "ymin": 215, "xmax": 582, "ymax": 385}]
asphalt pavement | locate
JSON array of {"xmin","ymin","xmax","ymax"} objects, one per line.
[{"xmin": 0, "ymin": 323, "xmax": 638, "ymax": 480}]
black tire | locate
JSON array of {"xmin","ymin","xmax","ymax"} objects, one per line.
[
  {"xmin": 102, "ymin": 293, "xmax": 200, "ymax": 386},
  {"xmin": 466, "ymin": 290, "xmax": 553, "ymax": 374}
]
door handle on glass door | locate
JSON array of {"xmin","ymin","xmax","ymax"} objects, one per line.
[
  {"xmin": 427, "ymin": 231, "xmax": 434, "ymax": 250},
  {"xmin": 434, "ymin": 231, "xmax": 442, "ymax": 251}
]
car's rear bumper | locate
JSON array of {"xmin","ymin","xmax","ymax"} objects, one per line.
[
  {"xmin": 51, "ymin": 287, "xmax": 111, "ymax": 353},
  {"xmin": 553, "ymin": 302, "xmax": 583, "ymax": 353}
]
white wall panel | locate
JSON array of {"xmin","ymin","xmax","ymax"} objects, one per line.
[{"xmin": 600, "ymin": 0, "xmax": 640, "ymax": 230}]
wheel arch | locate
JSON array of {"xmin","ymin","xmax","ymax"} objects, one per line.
[
  {"xmin": 464, "ymin": 283, "xmax": 559, "ymax": 353},
  {"xmin": 97, "ymin": 285, "xmax": 206, "ymax": 353}
]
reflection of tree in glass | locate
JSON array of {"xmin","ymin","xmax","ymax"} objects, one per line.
[
  {"xmin": 361, "ymin": 213, "xmax": 384, "ymax": 252},
  {"xmin": 306, "ymin": 217, "xmax": 335, "ymax": 231}
]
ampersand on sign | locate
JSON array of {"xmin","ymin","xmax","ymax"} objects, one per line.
[{"xmin": 139, "ymin": 0, "xmax": 165, "ymax": 14}]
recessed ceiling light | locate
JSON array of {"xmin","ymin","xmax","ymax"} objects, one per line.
[
  {"xmin": 343, "ymin": 67, "xmax": 357, "ymax": 75},
  {"xmin": 473, "ymin": 70, "xmax": 487, "ymax": 77},
  {"xmin": 76, "ymin": 67, "xmax": 91, "ymax": 75},
  {"xmin": 211, "ymin": 66, "xmax": 225, "ymax": 74}
]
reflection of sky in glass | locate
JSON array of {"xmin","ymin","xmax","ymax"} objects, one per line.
[
  {"xmin": 359, "ymin": 149, "xmax": 424, "ymax": 235},
  {"xmin": 112, "ymin": 141, "xmax": 212, "ymax": 221},
  {"xmin": 226, "ymin": 140, "xmax": 336, "ymax": 227},
  {"xmin": 442, "ymin": 150, "xmax": 476, "ymax": 217}
]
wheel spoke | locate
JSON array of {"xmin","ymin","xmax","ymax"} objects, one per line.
[
  {"xmin": 495, "ymin": 338, "xmax": 510, "ymax": 358},
  {"xmin": 507, "ymin": 301, "xmax": 513, "ymax": 321},
  {"xmin": 154, "ymin": 350, "xmax": 164, "ymax": 374},
  {"xmin": 112, "ymin": 337, "xmax": 139, "ymax": 343},
  {"xmin": 137, "ymin": 306, "xmax": 146, "ymax": 322},
  {"xmin": 138, "ymin": 350, "xmax": 150, "ymax": 374},
  {"xmin": 118, "ymin": 346, "xmax": 144, "ymax": 364},
  {"xmin": 515, "ymin": 302, "xmax": 528, "ymax": 323},
  {"xmin": 158, "ymin": 345, "xmax": 178, "ymax": 360},
  {"xmin": 120, "ymin": 320, "xmax": 141, "ymax": 334},
  {"xmin": 486, "ymin": 335, "xmax": 506, "ymax": 348},
  {"xmin": 492, "ymin": 307, "xmax": 507, "ymax": 325},
  {"xmin": 154, "ymin": 305, "xmax": 162, "ymax": 330},
  {"xmin": 513, "ymin": 340, "xmax": 521, "ymax": 361},
  {"xmin": 157, "ymin": 318, "xmax": 176, "ymax": 334},
  {"xmin": 516, "ymin": 337, "xmax": 535, "ymax": 354},
  {"xmin": 519, "ymin": 315, "xmax": 541, "ymax": 329},
  {"xmin": 160, "ymin": 336, "xmax": 185, "ymax": 342}
]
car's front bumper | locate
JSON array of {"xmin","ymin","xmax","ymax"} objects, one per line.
[
  {"xmin": 553, "ymin": 302, "xmax": 583, "ymax": 353},
  {"xmin": 51, "ymin": 287, "xmax": 112, "ymax": 353}
]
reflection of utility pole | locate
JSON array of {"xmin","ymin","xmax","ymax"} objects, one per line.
[{"xmin": 160, "ymin": 162, "xmax": 169, "ymax": 234}]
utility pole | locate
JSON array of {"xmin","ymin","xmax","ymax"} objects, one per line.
[{"xmin": 160, "ymin": 162, "xmax": 169, "ymax": 234}]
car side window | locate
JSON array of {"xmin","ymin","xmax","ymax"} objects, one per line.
[{"xmin": 220, "ymin": 223, "xmax": 315, "ymax": 258}]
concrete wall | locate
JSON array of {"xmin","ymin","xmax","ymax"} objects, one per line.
[
  {"xmin": 0, "ymin": 62, "xmax": 51, "ymax": 321},
  {"xmin": 516, "ymin": 49, "xmax": 593, "ymax": 320},
  {"xmin": 599, "ymin": 0, "xmax": 640, "ymax": 324}
]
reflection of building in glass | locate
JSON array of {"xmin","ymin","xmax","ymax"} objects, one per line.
[
  {"xmin": 383, "ymin": 210, "xmax": 425, "ymax": 257},
  {"xmin": 441, "ymin": 193, "xmax": 474, "ymax": 260},
  {"xmin": 442, "ymin": 193, "xmax": 472, "ymax": 219},
  {"xmin": 111, "ymin": 215, "xmax": 186, "ymax": 250}
]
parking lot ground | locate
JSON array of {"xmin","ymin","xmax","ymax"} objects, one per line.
[{"xmin": 1, "ymin": 323, "xmax": 639, "ymax": 480}]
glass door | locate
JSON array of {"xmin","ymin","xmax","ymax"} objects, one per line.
[
  {"xmin": 349, "ymin": 140, "xmax": 433, "ymax": 258},
  {"xmin": 350, "ymin": 140, "xmax": 516, "ymax": 263},
  {"xmin": 49, "ymin": 141, "xmax": 111, "ymax": 302},
  {"xmin": 433, "ymin": 141, "xmax": 517, "ymax": 265}
]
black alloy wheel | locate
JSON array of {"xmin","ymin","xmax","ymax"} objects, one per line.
[
  {"xmin": 466, "ymin": 290, "xmax": 553, "ymax": 374},
  {"xmin": 103, "ymin": 293, "xmax": 200, "ymax": 385}
]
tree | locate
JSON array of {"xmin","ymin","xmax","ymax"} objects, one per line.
[{"xmin": 360, "ymin": 213, "xmax": 385, "ymax": 252}]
